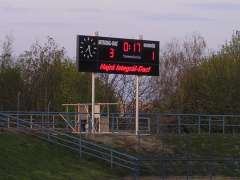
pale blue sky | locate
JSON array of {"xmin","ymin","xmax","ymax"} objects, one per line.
[{"xmin": 0, "ymin": 0, "xmax": 240, "ymax": 57}]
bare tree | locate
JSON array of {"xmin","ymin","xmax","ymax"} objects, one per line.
[
  {"xmin": 0, "ymin": 36, "xmax": 14, "ymax": 69},
  {"xmin": 149, "ymin": 33, "xmax": 207, "ymax": 111}
]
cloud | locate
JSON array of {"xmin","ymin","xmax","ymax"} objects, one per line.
[
  {"xmin": 0, "ymin": 6, "xmax": 30, "ymax": 13},
  {"xmin": 187, "ymin": 2, "xmax": 240, "ymax": 11},
  {"xmin": 144, "ymin": 13, "xmax": 214, "ymax": 22},
  {"xmin": 64, "ymin": 7, "xmax": 103, "ymax": 14}
]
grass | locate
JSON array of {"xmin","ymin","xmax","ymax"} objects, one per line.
[
  {"xmin": 0, "ymin": 131, "xmax": 119, "ymax": 180},
  {"xmin": 87, "ymin": 134, "xmax": 240, "ymax": 158},
  {"xmin": 86, "ymin": 134, "xmax": 240, "ymax": 177}
]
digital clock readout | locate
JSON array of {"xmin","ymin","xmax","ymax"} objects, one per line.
[{"xmin": 77, "ymin": 35, "xmax": 159, "ymax": 76}]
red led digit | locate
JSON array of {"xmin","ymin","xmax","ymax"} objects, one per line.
[
  {"xmin": 109, "ymin": 48, "xmax": 115, "ymax": 59},
  {"xmin": 134, "ymin": 42, "xmax": 141, "ymax": 53},
  {"xmin": 152, "ymin": 51, "xmax": 155, "ymax": 61},
  {"xmin": 123, "ymin": 42, "xmax": 129, "ymax": 52}
]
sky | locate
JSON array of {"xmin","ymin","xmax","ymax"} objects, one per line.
[{"xmin": 0, "ymin": 0, "xmax": 240, "ymax": 58}]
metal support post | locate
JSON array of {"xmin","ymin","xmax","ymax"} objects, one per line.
[
  {"xmin": 110, "ymin": 151, "xmax": 113, "ymax": 168},
  {"xmin": 48, "ymin": 101, "xmax": 51, "ymax": 128},
  {"xmin": 198, "ymin": 115, "xmax": 201, "ymax": 134},
  {"xmin": 135, "ymin": 35, "xmax": 143, "ymax": 136},
  {"xmin": 79, "ymin": 131, "xmax": 82, "ymax": 158},
  {"xmin": 209, "ymin": 116, "xmax": 211, "ymax": 135},
  {"xmin": 136, "ymin": 75, "xmax": 139, "ymax": 135},
  {"xmin": 91, "ymin": 31, "xmax": 98, "ymax": 134},
  {"xmin": 52, "ymin": 115, "xmax": 55, "ymax": 129},
  {"xmin": 30, "ymin": 115, "xmax": 33, "ymax": 129},
  {"xmin": 7, "ymin": 117, "xmax": 10, "ymax": 128},
  {"xmin": 47, "ymin": 130, "xmax": 50, "ymax": 140},
  {"xmin": 112, "ymin": 117, "xmax": 114, "ymax": 133},
  {"xmin": 92, "ymin": 73, "xmax": 95, "ymax": 133},
  {"xmin": 177, "ymin": 116, "xmax": 181, "ymax": 134},
  {"xmin": 41, "ymin": 114, "xmax": 44, "ymax": 128},
  {"xmin": 133, "ymin": 159, "xmax": 140, "ymax": 180},
  {"xmin": 17, "ymin": 91, "xmax": 21, "ymax": 128},
  {"xmin": 222, "ymin": 116, "xmax": 225, "ymax": 134}
]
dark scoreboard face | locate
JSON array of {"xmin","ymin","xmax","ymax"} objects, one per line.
[{"xmin": 76, "ymin": 35, "xmax": 159, "ymax": 76}]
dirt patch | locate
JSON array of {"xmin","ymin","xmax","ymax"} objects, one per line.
[{"xmin": 85, "ymin": 134, "xmax": 174, "ymax": 155}]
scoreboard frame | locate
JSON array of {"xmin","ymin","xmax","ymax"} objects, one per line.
[{"xmin": 76, "ymin": 35, "xmax": 159, "ymax": 76}]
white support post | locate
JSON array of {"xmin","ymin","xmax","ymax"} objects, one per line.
[
  {"xmin": 77, "ymin": 104, "xmax": 80, "ymax": 133},
  {"xmin": 136, "ymin": 75, "xmax": 139, "ymax": 135},
  {"xmin": 135, "ymin": 35, "xmax": 142, "ymax": 136},
  {"xmin": 91, "ymin": 31, "xmax": 99, "ymax": 134},
  {"xmin": 91, "ymin": 72, "xmax": 95, "ymax": 133}
]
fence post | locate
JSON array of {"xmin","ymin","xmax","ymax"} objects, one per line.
[
  {"xmin": 177, "ymin": 116, "xmax": 181, "ymax": 134},
  {"xmin": 52, "ymin": 115, "xmax": 55, "ymax": 129},
  {"xmin": 79, "ymin": 133, "xmax": 82, "ymax": 158},
  {"xmin": 30, "ymin": 115, "xmax": 33, "ymax": 129},
  {"xmin": 110, "ymin": 151, "xmax": 113, "ymax": 168},
  {"xmin": 7, "ymin": 117, "xmax": 10, "ymax": 128},
  {"xmin": 112, "ymin": 117, "xmax": 114, "ymax": 133},
  {"xmin": 209, "ymin": 160, "xmax": 213, "ymax": 180},
  {"xmin": 198, "ymin": 115, "xmax": 201, "ymax": 134},
  {"xmin": 41, "ymin": 113, "xmax": 44, "ymax": 128},
  {"xmin": 134, "ymin": 159, "xmax": 140, "ymax": 180},
  {"xmin": 161, "ymin": 159, "xmax": 165, "ymax": 180},
  {"xmin": 208, "ymin": 116, "xmax": 211, "ymax": 135},
  {"xmin": 17, "ymin": 114, "xmax": 19, "ymax": 129},
  {"xmin": 47, "ymin": 130, "xmax": 50, "ymax": 140},
  {"xmin": 222, "ymin": 116, "xmax": 225, "ymax": 134}
]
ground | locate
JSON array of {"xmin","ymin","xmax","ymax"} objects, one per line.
[
  {"xmin": 0, "ymin": 130, "xmax": 120, "ymax": 180},
  {"xmin": 86, "ymin": 133, "xmax": 240, "ymax": 178},
  {"xmin": 1, "ymin": 130, "xmax": 240, "ymax": 179}
]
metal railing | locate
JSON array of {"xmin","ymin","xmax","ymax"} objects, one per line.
[
  {"xmin": 2, "ymin": 112, "xmax": 240, "ymax": 179},
  {"xmin": 3, "ymin": 111, "xmax": 240, "ymax": 135},
  {"xmin": 139, "ymin": 157, "xmax": 240, "ymax": 179},
  {"xmin": 0, "ymin": 112, "xmax": 140, "ymax": 178}
]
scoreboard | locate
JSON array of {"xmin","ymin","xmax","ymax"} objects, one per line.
[{"xmin": 76, "ymin": 35, "xmax": 159, "ymax": 76}]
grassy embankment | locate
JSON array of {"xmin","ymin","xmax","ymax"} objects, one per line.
[
  {"xmin": 87, "ymin": 134, "xmax": 240, "ymax": 177},
  {"xmin": 0, "ymin": 131, "xmax": 121, "ymax": 180}
]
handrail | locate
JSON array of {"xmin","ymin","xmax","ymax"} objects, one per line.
[
  {"xmin": 3, "ymin": 111, "xmax": 240, "ymax": 117},
  {"xmin": 58, "ymin": 113, "xmax": 77, "ymax": 133},
  {"xmin": 0, "ymin": 112, "xmax": 139, "ymax": 174}
]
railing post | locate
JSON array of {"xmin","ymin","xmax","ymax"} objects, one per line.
[
  {"xmin": 47, "ymin": 130, "xmax": 50, "ymax": 140},
  {"xmin": 112, "ymin": 117, "xmax": 114, "ymax": 133},
  {"xmin": 17, "ymin": 115, "xmax": 19, "ymax": 129},
  {"xmin": 41, "ymin": 113, "xmax": 43, "ymax": 128},
  {"xmin": 116, "ymin": 117, "xmax": 119, "ymax": 132},
  {"xmin": 110, "ymin": 151, "xmax": 113, "ymax": 168},
  {"xmin": 222, "ymin": 116, "xmax": 225, "ymax": 134},
  {"xmin": 7, "ymin": 117, "xmax": 10, "ymax": 128},
  {"xmin": 79, "ymin": 133, "xmax": 82, "ymax": 158},
  {"xmin": 209, "ymin": 160, "xmax": 213, "ymax": 180},
  {"xmin": 209, "ymin": 116, "xmax": 211, "ymax": 135},
  {"xmin": 80, "ymin": 113, "xmax": 82, "ymax": 133},
  {"xmin": 161, "ymin": 159, "xmax": 165, "ymax": 180},
  {"xmin": 52, "ymin": 115, "xmax": 55, "ymax": 129},
  {"xmin": 30, "ymin": 115, "xmax": 33, "ymax": 129},
  {"xmin": 134, "ymin": 159, "xmax": 140, "ymax": 180},
  {"xmin": 198, "ymin": 115, "xmax": 201, "ymax": 134},
  {"xmin": 177, "ymin": 116, "xmax": 181, "ymax": 134}
]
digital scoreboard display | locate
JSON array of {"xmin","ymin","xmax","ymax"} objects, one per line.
[{"xmin": 76, "ymin": 35, "xmax": 159, "ymax": 76}]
